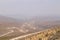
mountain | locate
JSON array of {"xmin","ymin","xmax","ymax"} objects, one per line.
[
  {"xmin": 0, "ymin": 15, "xmax": 60, "ymax": 40},
  {"xmin": 0, "ymin": 15, "xmax": 23, "ymax": 27},
  {"xmin": 0, "ymin": 15, "xmax": 24, "ymax": 36}
]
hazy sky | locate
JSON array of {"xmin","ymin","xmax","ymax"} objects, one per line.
[{"xmin": 0, "ymin": 0, "xmax": 60, "ymax": 19}]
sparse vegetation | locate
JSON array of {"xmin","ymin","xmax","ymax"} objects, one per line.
[
  {"xmin": 24, "ymin": 27, "xmax": 60, "ymax": 40},
  {"xmin": 0, "ymin": 26, "xmax": 60, "ymax": 40},
  {"xmin": 0, "ymin": 16, "xmax": 60, "ymax": 40}
]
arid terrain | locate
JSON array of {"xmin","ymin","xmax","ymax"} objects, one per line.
[{"xmin": 0, "ymin": 16, "xmax": 60, "ymax": 40}]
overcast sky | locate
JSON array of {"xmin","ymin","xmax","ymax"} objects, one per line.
[{"xmin": 0, "ymin": 0, "xmax": 60, "ymax": 19}]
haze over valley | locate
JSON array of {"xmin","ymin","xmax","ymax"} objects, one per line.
[{"xmin": 0, "ymin": 0, "xmax": 60, "ymax": 40}]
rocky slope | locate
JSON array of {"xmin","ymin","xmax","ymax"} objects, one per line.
[{"xmin": 17, "ymin": 26, "xmax": 60, "ymax": 40}]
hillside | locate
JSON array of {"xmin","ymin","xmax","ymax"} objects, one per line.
[
  {"xmin": 0, "ymin": 26, "xmax": 60, "ymax": 40},
  {"xmin": 25, "ymin": 26, "xmax": 60, "ymax": 40},
  {"xmin": 0, "ymin": 15, "xmax": 60, "ymax": 40},
  {"xmin": 11, "ymin": 26, "xmax": 60, "ymax": 40},
  {"xmin": 0, "ymin": 15, "xmax": 24, "ymax": 37},
  {"xmin": 0, "ymin": 15, "xmax": 23, "ymax": 27}
]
